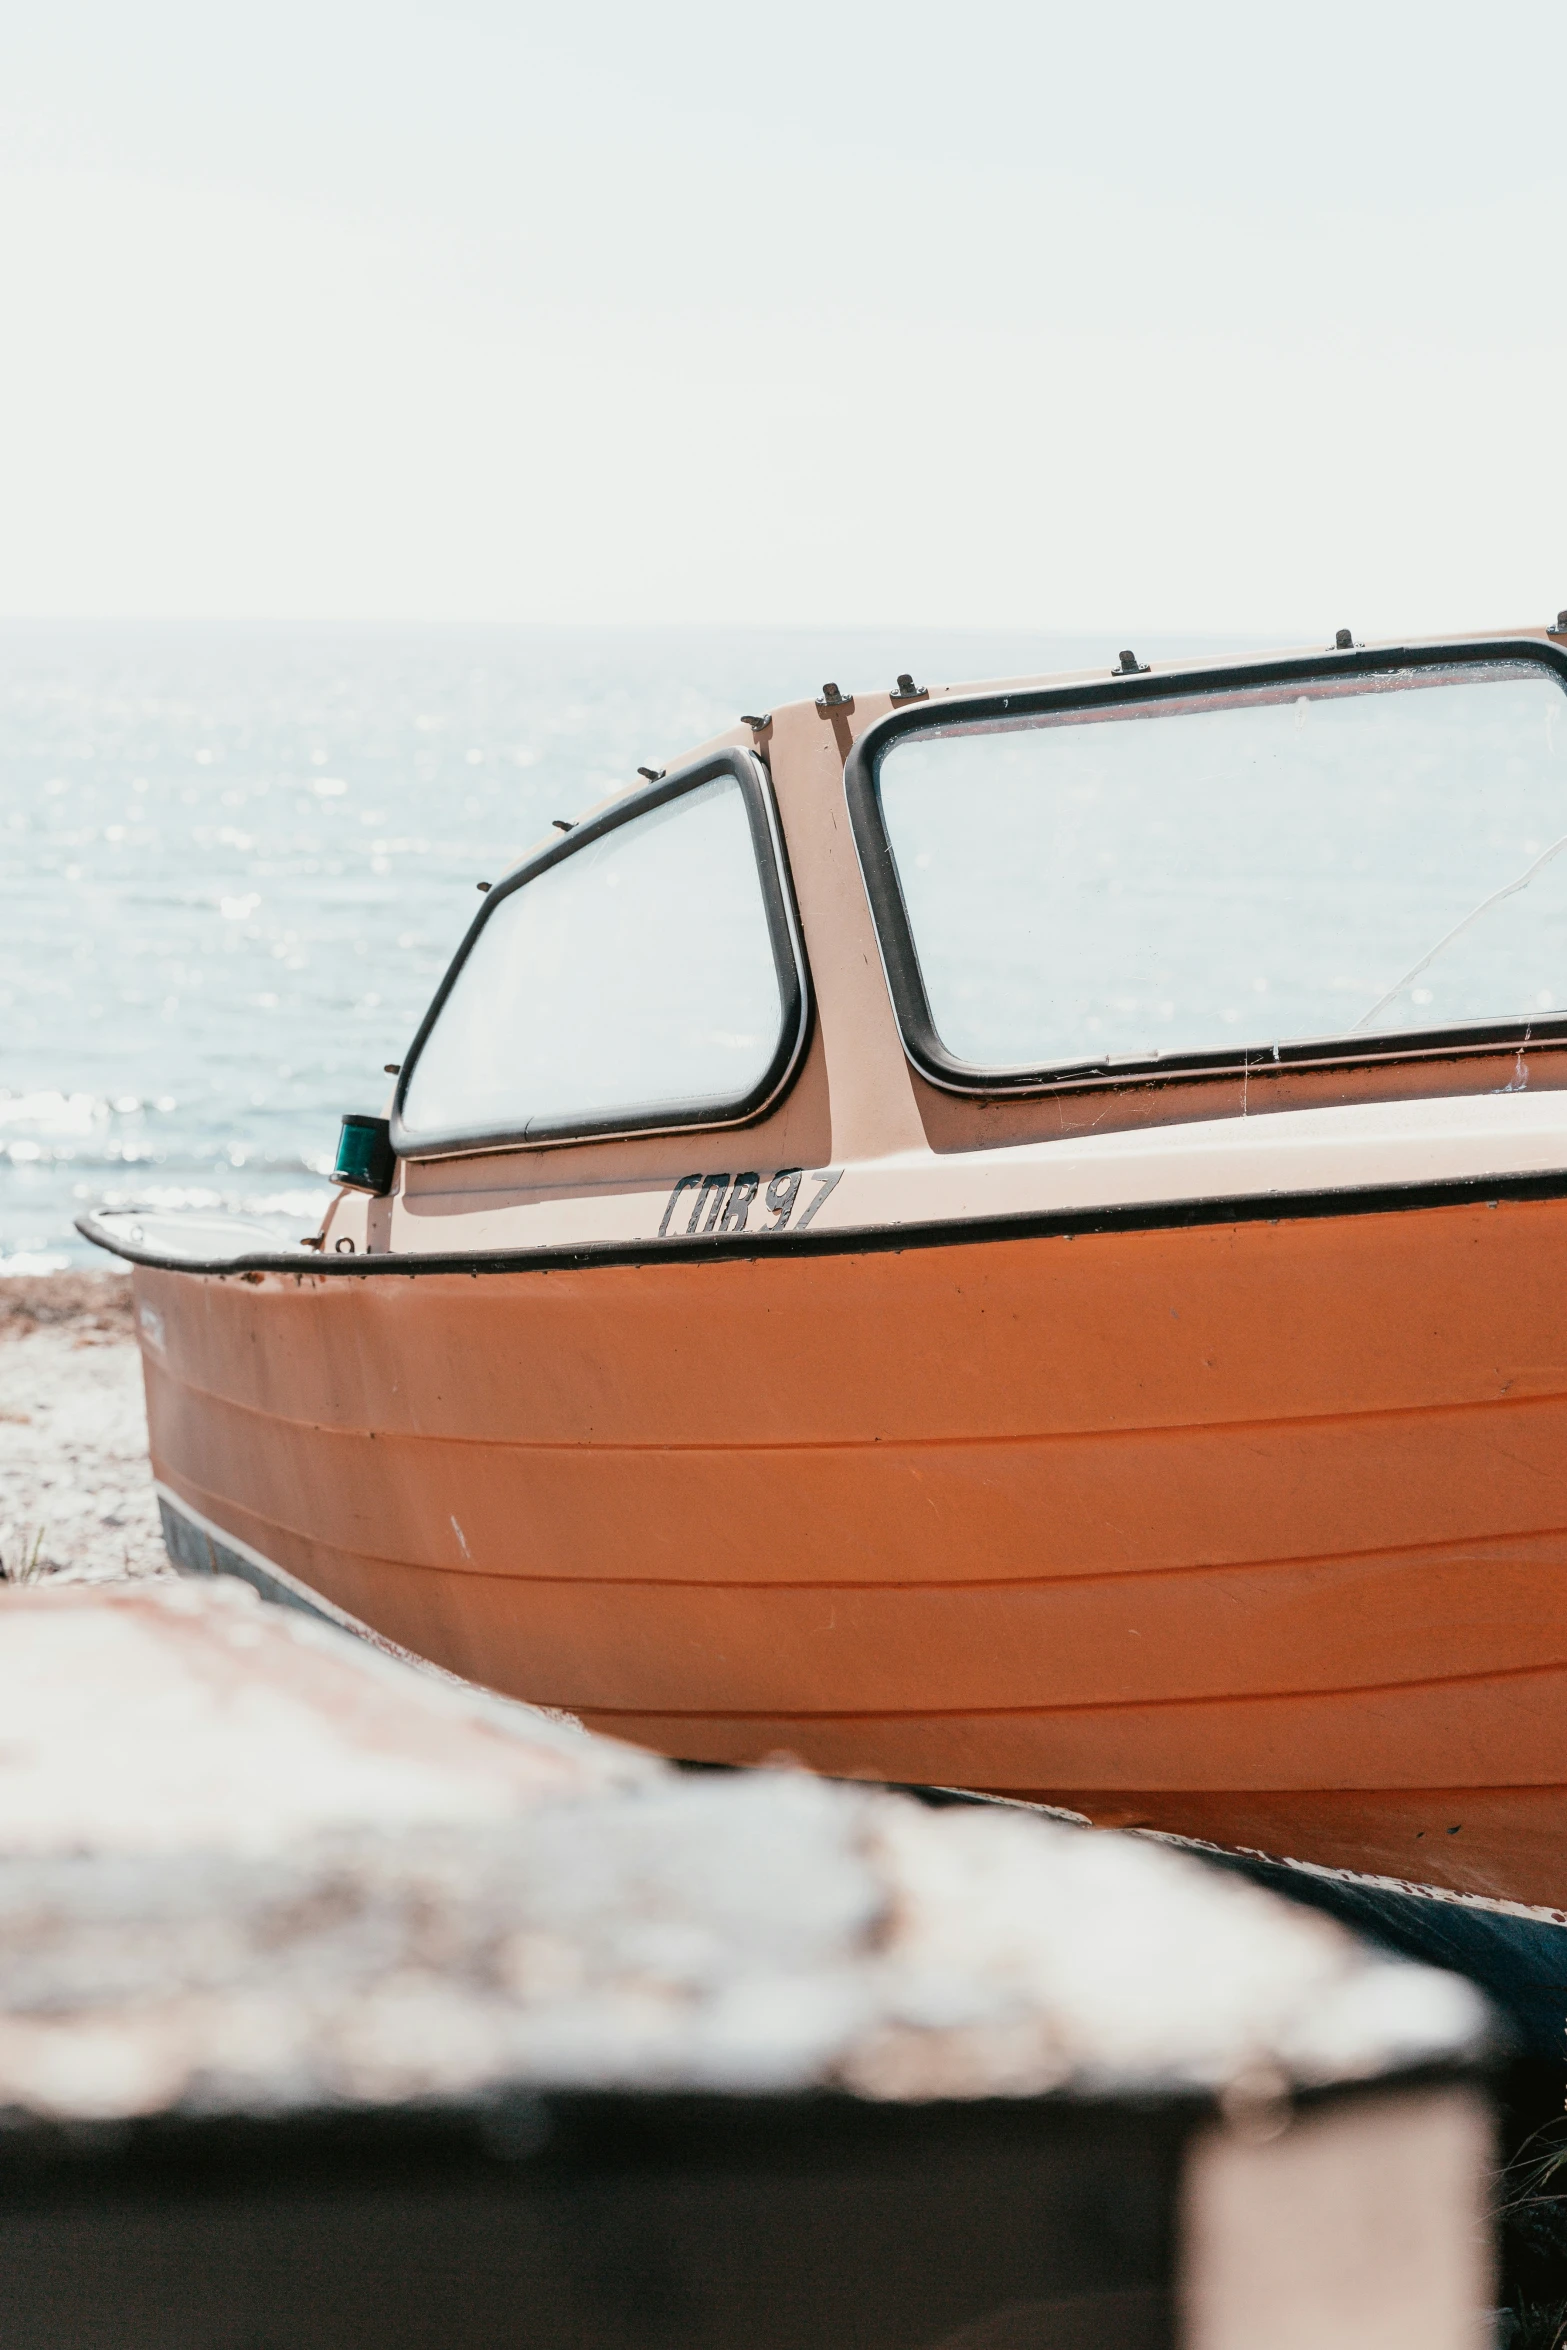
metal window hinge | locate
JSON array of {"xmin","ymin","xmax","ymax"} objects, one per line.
[
  {"xmin": 816, "ymin": 682, "xmax": 854, "ymax": 714},
  {"xmin": 1113, "ymin": 649, "xmax": 1149, "ymax": 676},
  {"xmin": 890, "ymin": 673, "xmax": 927, "ymax": 703}
]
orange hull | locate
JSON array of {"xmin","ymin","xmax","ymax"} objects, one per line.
[{"xmin": 140, "ymin": 1185, "xmax": 1567, "ymax": 1913}]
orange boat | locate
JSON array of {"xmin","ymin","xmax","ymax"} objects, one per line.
[{"xmin": 85, "ymin": 623, "xmax": 1567, "ymax": 2042}]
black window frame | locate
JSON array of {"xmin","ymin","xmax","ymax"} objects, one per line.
[
  {"xmin": 844, "ymin": 634, "xmax": 1567, "ymax": 1098},
  {"xmin": 391, "ymin": 747, "xmax": 810, "ymax": 1159}
]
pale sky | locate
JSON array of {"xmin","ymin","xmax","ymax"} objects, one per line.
[{"xmin": 2, "ymin": 1, "xmax": 1564, "ymax": 639}]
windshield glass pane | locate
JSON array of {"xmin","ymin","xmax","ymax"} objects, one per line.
[
  {"xmin": 876, "ymin": 663, "xmax": 1567, "ymax": 1072},
  {"xmin": 400, "ymin": 774, "xmax": 784, "ymax": 1141}
]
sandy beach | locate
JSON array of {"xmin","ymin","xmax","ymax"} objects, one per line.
[{"xmin": 0, "ymin": 1273, "xmax": 168, "ymax": 1587}]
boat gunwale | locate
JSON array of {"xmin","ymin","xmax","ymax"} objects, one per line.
[
  {"xmin": 76, "ymin": 1159, "xmax": 1567, "ymax": 1277},
  {"xmin": 845, "ymin": 633, "xmax": 1567, "ymax": 1100}
]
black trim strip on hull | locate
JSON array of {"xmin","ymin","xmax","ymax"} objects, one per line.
[
  {"xmin": 77, "ymin": 1161, "xmax": 1567, "ymax": 1279},
  {"xmin": 1179, "ymin": 1843, "xmax": 1567, "ymax": 2063},
  {"xmin": 157, "ymin": 1492, "xmax": 347, "ymax": 1629}
]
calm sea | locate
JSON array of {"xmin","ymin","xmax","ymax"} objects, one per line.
[{"xmin": 0, "ymin": 621, "xmax": 1236, "ymax": 1271}]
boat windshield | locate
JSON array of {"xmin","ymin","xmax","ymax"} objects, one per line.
[
  {"xmin": 398, "ymin": 771, "xmax": 789, "ymax": 1148},
  {"xmin": 873, "ymin": 660, "xmax": 1567, "ymax": 1077}
]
